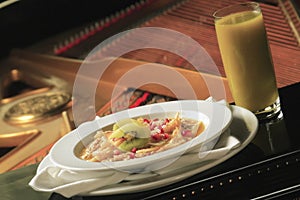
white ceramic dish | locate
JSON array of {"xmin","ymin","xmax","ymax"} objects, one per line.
[
  {"xmin": 49, "ymin": 100, "xmax": 232, "ymax": 172},
  {"xmin": 39, "ymin": 104, "xmax": 258, "ymax": 196}
]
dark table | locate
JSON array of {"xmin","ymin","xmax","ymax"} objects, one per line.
[{"xmin": 1, "ymin": 82, "xmax": 300, "ymax": 200}]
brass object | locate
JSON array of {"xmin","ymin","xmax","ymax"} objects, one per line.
[
  {"xmin": 0, "ymin": 129, "xmax": 40, "ymax": 147},
  {"xmin": 0, "ymin": 129, "xmax": 41, "ymax": 173},
  {"xmin": 0, "ymin": 68, "xmax": 72, "ymax": 149},
  {"xmin": 4, "ymin": 91, "xmax": 71, "ymax": 124},
  {"xmin": 61, "ymin": 110, "xmax": 75, "ymax": 136}
]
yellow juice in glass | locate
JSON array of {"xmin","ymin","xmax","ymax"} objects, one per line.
[{"xmin": 215, "ymin": 9, "xmax": 279, "ymax": 112}]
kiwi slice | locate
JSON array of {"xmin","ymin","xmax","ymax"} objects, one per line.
[
  {"xmin": 112, "ymin": 118, "xmax": 136, "ymax": 131},
  {"xmin": 109, "ymin": 121, "xmax": 150, "ymax": 152}
]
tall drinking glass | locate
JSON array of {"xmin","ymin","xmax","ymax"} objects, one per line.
[{"xmin": 213, "ymin": 2, "xmax": 281, "ymax": 120}]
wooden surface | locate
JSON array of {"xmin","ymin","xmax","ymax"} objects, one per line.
[{"xmin": 7, "ymin": 50, "xmax": 233, "ymax": 103}]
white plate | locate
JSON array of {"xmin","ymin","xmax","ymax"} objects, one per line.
[
  {"xmin": 38, "ymin": 104, "xmax": 258, "ymax": 196},
  {"xmin": 49, "ymin": 100, "xmax": 232, "ymax": 172}
]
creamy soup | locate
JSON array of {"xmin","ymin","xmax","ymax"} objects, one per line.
[{"xmin": 79, "ymin": 113, "xmax": 205, "ymax": 162}]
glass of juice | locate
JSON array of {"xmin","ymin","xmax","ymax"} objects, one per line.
[{"xmin": 213, "ymin": 2, "xmax": 281, "ymax": 121}]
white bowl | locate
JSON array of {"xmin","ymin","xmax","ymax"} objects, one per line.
[{"xmin": 49, "ymin": 100, "xmax": 232, "ymax": 173}]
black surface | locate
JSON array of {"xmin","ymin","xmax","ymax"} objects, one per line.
[
  {"xmin": 0, "ymin": 0, "xmax": 139, "ymax": 59},
  {"xmin": 47, "ymin": 83, "xmax": 300, "ymax": 200}
]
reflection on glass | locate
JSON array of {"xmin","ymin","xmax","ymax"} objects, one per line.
[{"xmin": 252, "ymin": 111, "xmax": 291, "ymax": 155}]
